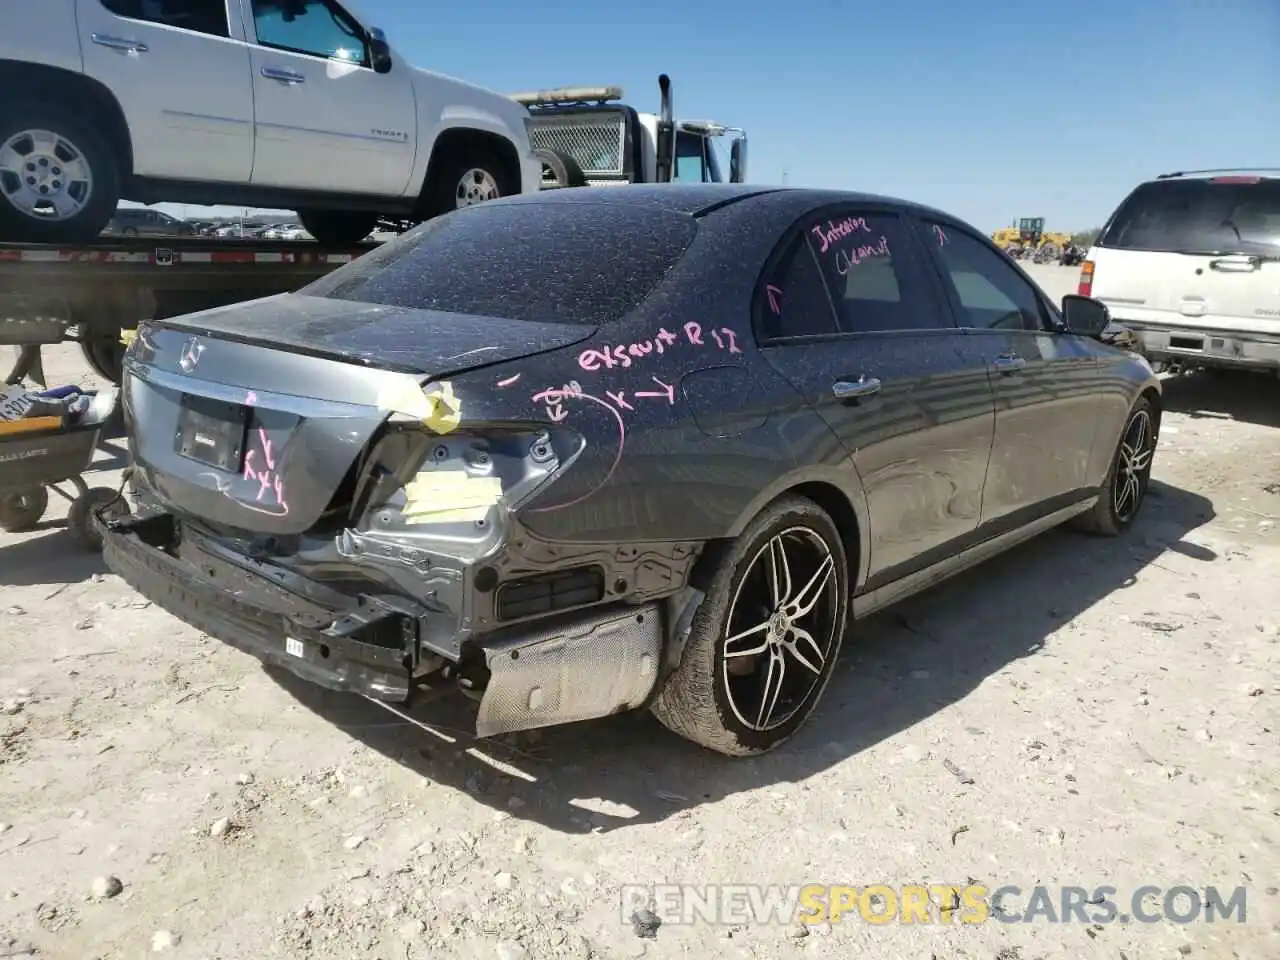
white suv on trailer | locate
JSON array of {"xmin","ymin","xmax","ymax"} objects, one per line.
[
  {"xmin": 0, "ymin": 0, "xmax": 542, "ymax": 245},
  {"xmin": 1080, "ymin": 169, "xmax": 1280, "ymax": 374}
]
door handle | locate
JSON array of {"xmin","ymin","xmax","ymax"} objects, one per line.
[
  {"xmin": 992, "ymin": 354, "xmax": 1025, "ymax": 373},
  {"xmin": 91, "ymin": 33, "xmax": 148, "ymax": 53},
  {"xmin": 832, "ymin": 376, "xmax": 881, "ymax": 400},
  {"xmin": 261, "ymin": 66, "xmax": 306, "ymax": 83},
  {"xmin": 1208, "ymin": 255, "xmax": 1260, "ymax": 273}
]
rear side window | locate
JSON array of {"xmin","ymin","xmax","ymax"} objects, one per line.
[
  {"xmin": 301, "ymin": 201, "xmax": 698, "ymax": 325},
  {"xmin": 1099, "ymin": 178, "xmax": 1280, "ymax": 255},
  {"xmin": 805, "ymin": 211, "xmax": 949, "ymax": 333},
  {"xmin": 100, "ymin": 0, "xmax": 230, "ymax": 37},
  {"xmin": 759, "ymin": 236, "xmax": 840, "ymax": 339}
]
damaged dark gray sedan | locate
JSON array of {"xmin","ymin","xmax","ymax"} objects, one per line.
[{"xmin": 102, "ymin": 184, "xmax": 1161, "ymax": 756}]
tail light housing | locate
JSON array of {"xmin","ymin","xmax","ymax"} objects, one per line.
[
  {"xmin": 1077, "ymin": 260, "xmax": 1095, "ymax": 297},
  {"xmin": 347, "ymin": 422, "xmax": 583, "ymax": 538}
]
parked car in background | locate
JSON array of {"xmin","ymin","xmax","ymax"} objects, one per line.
[
  {"xmin": 213, "ymin": 221, "xmax": 269, "ymax": 240},
  {"xmin": 260, "ymin": 222, "xmax": 310, "ymax": 240},
  {"xmin": 1081, "ymin": 169, "xmax": 1280, "ymax": 374},
  {"xmin": 102, "ymin": 207, "xmax": 195, "ymax": 237},
  {"xmin": 104, "ymin": 184, "xmax": 1161, "ymax": 757},
  {"xmin": 1, "ymin": 0, "xmax": 541, "ymax": 245}
]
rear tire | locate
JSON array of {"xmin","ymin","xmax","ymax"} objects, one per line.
[
  {"xmin": 651, "ymin": 496, "xmax": 849, "ymax": 756},
  {"xmin": 420, "ymin": 146, "xmax": 518, "ymax": 219},
  {"xmin": 295, "ymin": 209, "xmax": 378, "ymax": 246},
  {"xmin": 0, "ymin": 103, "xmax": 120, "ymax": 243},
  {"xmin": 1073, "ymin": 396, "xmax": 1156, "ymax": 536}
]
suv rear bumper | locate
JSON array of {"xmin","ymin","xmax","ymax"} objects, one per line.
[
  {"xmin": 101, "ymin": 512, "xmax": 422, "ymax": 701},
  {"xmin": 1118, "ymin": 321, "xmax": 1280, "ymax": 371}
]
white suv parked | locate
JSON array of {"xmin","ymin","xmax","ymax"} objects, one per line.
[
  {"xmin": 0, "ymin": 0, "xmax": 542, "ymax": 245},
  {"xmin": 1081, "ymin": 170, "xmax": 1280, "ymax": 373}
]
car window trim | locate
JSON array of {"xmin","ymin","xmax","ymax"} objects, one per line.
[
  {"xmin": 247, "ymin": 0, "xmax": 372, "ymax": 67},
  {"xmin": 911, "ymin": 213, "xmax": 1057, "ymax": 334},
  {"xmin": 752, "ymin": 201, "xmax": 958, "ymax": 347},
  {"xmin": 100, "ymin": 0, "xmax": 234, "ymax": 38}
]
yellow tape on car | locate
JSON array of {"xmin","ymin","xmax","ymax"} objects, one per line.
[
  {"xmin": 402, "ymin": 470, "xmax": 502, "ymax": 524},
  {"xmin": 375, "ymin": 377, "xmax": 462, "ymax": 434}
]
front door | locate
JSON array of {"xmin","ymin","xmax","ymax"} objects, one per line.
[
  {"xmin": 756, "ymin": 206, "xmax": 996, "ymax": 585},
  {"xmin": 915, "ymin": 218, "xmax": 1101, "ymax": 524},
  {"xmin": 241, "ymin": 0, "xmax": 416, "ymax": 196},
  {"xmin": 77, "ymin": 0, "xmax": 254, "ymax": 181}
]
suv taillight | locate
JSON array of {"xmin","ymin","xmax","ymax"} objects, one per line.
[{"xmin": 1077, "ymin": 260, "xmax": 1094, "ymax": 296}]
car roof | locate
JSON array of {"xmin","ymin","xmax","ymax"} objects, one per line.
[{"xmin": 491, "ymin": 182, "xmax": 970, "ymax": 226}]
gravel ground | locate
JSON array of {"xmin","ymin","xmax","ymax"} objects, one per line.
[{"xmin": 1, "ymin": 265, "xmax": 1277, "ymax": 959}]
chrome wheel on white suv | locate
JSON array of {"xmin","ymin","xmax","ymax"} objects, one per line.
[
  {"xmin": 0, "ymin": 128, "xmax": 92, "ymax": 221},
  {"xmin": 455, "ymin": 167, "xmax": 501, "ymax": 207},
  {"xmin": 422, "ymin": 147, "xmax": 517, "ymax": 220},
  {"xmin": 0, "ymin": 105, "xmax": 119, "ymax": 243}
]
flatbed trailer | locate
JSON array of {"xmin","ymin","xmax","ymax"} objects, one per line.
[{"xmin": 0, "ymin": 238, "xmax": 377, "ymax": 386}]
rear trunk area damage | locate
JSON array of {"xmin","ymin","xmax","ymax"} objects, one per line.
[{"xmin": 103, "ymin": 302, "xmax": 702, "ymax": 737}]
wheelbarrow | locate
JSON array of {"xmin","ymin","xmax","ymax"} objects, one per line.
[{"xmin": 0, "ymin": 385, "xmax": 130, "ymax": 548}]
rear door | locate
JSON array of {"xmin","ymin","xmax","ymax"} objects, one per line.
[
  {"xmin": 915, "ymin": 218, "xmax": 1101, "ymax": 524},
  {"xmin": 1089, "ymin": 177, "xmax": 1280, "ymax": 342},
  {"xmin": 77, "ymin": 0, "xmax": 255, "ymax": 181},
  {"xmin": 755, "ymin": 205, "xmax": 995, "ymax": 585}
]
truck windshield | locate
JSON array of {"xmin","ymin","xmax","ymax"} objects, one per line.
[
  {"xmin": 674, "ymin": 131, "xmax": 723, "ymax": 183},
  {"xmin": 299, "ymin": 200, "xmax": 698, "ymax": 325},
  {"xmin": 1098, "ymin": 178, "xmax": 1280, "ymax": 255}
]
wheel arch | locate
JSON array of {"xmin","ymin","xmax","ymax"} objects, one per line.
[
  {"xmin": 692, "ymin": 468, "xmax": 869, "ymax": 594},
  {"xmin": 0, "ymin": 60, "xmax": 134, "ymax": 178},
  {"xmin": 1140, "ymin": 382, "xmax": 1162, "ymax": 433},
  {"xmin": 419, "ymin": 125, "xmax": 520, "ymax": 205}
]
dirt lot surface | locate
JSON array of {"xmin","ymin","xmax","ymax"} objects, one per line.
[{"xmin": 1, "ymin": 265, "xmax": 1277, "ymax": 959}]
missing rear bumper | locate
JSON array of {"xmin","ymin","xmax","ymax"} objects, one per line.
[
  {"xmin": 101, "ymin": 512, "xmax": 422, "ymax": 700},
  {"xmin": 101, "ymin": 511, "xmax": 676, "ymax": 736}
]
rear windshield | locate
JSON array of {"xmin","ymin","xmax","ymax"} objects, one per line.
[
  {"xmin": 1098, "ymin": 178, "xmax": 1280, "ymax": 255},
  {"xmin": 300, "ymin": 201, "xmax": 698, "ymax": 324}
]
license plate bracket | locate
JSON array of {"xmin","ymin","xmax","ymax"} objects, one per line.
[{"xmin": 175, "ymin": 394, "xmax": 249, "ymax": 472}]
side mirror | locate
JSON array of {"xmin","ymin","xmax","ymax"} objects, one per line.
[
  {"xmin": 368, "ymin": 27, "xmax": 392, "ymax": 73},
  {"xmin": 1060, "ymin": 294, "xmax": 1110, "ymax": 337},
  {"xmin": 729, "ymin": 137, "xmax": 747, "ymax": 183}
]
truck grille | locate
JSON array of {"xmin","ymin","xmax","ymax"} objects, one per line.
[{"xmin": 528, "ymin": 115, "xmax": 626, "ymax": 178}]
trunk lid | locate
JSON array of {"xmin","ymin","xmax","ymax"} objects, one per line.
[
  {"xmin": 154, "ymin": 293, "xmax": 595, "ymax": 373},
  {"xmin": 124, "ymin": 298, "xmax": 594, "ymax": 536}
]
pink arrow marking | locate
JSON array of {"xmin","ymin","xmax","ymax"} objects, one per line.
[
  {"xmin": 765, "ymin": 284, "xmax": 783, "ymax": 314},
  {"xmin": 634, "ymin": 375, "xmax": 675, "ymax": 404}
]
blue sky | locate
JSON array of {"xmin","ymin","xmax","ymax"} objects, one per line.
[{"xmin": 149, "ymin": 0, "xmax": 1278, "ymax": 233}]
